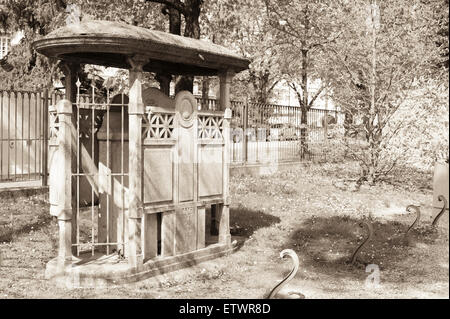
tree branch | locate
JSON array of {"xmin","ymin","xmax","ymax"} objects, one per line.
[
  {"xmin": 264, "ymin": 0, "xmax": 304, "ymax": 40},
  {"xmin": 267, "ymin": 79, "xmax": 280, "ymax": 95},
  {"xmin": 289, "ymin": 82, "xmax": 304, "ymax": 108},
  {"xmin": 308, "ymin": 84, "xmax": 326, "ymax": 108},
  {"xmin": 325, "ymin": 47, "xmax": 361, "ymax": 88},
  {"xmin": 308, "ymin": 31, "xmax": 343, "ymax": 51}
]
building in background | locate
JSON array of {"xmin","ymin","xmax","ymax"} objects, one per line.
[
  {"xmin": 0, "ymin": 31, "xmax": 10, "ymax": 60},
  {"xmin": 1, "ymin": 0, "xmax": 24, "ymax": 61},
  {"xmin": 270, "ymin": 79, "xmax": 338, "ymax": 111},
  {"xmin": 1, "ymin": 30, "xmax": 24, "ymax": 60},
  {"xmin": 1, "ymin": 29, "xmax": 25, "ymax": 72},
  {"xmin": 0, "ymin": 0, "xmax": 9, "ymax": 60}
]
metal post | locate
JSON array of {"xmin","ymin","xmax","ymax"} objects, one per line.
[
  {"xmin": 243, "ymin": 101, "xmax": 248, "ymax": 164},
  {"xmin": 42, "ymin": 88, "xmax": 49, "ymax": 186}
]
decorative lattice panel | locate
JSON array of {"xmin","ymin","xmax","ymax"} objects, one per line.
[
  {"xmin": 143, "ymin": 112, "xmax": 175, "ymax": 139},
  {"xmin": 198, "ymin": 115, "xmax": 224, "ymax": 139},
  {"xmin": 49, "ymin": 109, "xmax": 59, "ymax": 143}
]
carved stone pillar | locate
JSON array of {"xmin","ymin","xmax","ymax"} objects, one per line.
[
  {"xmin": 62, "ymin": 62, "xmax": 79, "ymax": 104},
  {"xmin": 219, "ymin": 71, "xmax": 234, "ymax": 111},
  {"xmin": 217, "ymin": 70, "xmax": 235, "ymax": 245},
  {"xmin": 127, "ymin": 55, "xmax": 149, "ymax": 269},
  {"xmin": 61, "ymin": 62, "xmax": 80, "ymax": 255},
  {"xmin": 49, "ymin": 99, "xmax": 74, "ymax": 269}
]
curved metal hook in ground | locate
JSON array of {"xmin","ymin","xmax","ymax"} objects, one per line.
[
  {"xmin": 268, "ymin": 249, "xmax": 304, "ymax": 299},
  {"xmin": 349, "ymin": 221, "xmax": 373, "ymax": 265},
  {"xmin": 432, "ymin": 195, "xmax": 448, "ymax": 227},
  {"xmin": 405, "ymin": 205, "xmax": 421, "ymax": 235}
]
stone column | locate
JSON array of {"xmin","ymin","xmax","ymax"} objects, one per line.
[
  {"xmin": 49, "ymin": 99, "xmax": 74, "ymax": 269},
  {"xmin": 127, "ymin": 55, "xmax": 149, "ymax": 269},
  {"xmin": 217, "ymin": 70, "xmax": 234, "ymax": 245},
  {"xmin": 62, "ymin": 62, "xmax": 79, "ymax": 104},
  {"xmin": 219, "ymin": 71, "xmax": 234, "ymax": 111},
  {"xmin": 61, "ymin": 62, "xmax": 80, "ymax": 255}
]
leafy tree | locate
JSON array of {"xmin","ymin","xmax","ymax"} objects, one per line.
[
  {"xmin": 1, "ymin": 0, "xmax": 254, "ymax": 97},
  {"xmin": 433, "ymin": 0, "xmax": 449, "ymax": 69},
  {"xmin": 264, "ymin": 0, "xmax": 342, "ymax": 158},
  {"xmin": 200, "ymin": 0, "xmax": 283, "ymax": 106},
  {"xmin": 144, "ymin": 0, "xmax": 204, "ymax": 93},
  {"xmin": 0, "ymin": 0, "xmax": 68, "ymax": 90},
  {"xmin": 0, "ymin": 0, "xmax": 167, "ymax": 90},
  {"xmin": 387, "ymin": 78, "xmax": 449, "ymax": 171},
  {"xmin": 326, "ymin": 0, "xmax": 448, "ymax": 184}
]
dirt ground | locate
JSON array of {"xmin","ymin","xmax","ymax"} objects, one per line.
[{"xmin": 0, "ymin": 162, "xmax": 448, "ymax": 299}]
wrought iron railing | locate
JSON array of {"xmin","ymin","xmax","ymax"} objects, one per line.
[
  {"xmin": 0, "ymin": 89, "xmax": 64, "ymax": 183},
  {"xmin": 1, "ymin": 90, "xmax": 344, "ymax": 185}
]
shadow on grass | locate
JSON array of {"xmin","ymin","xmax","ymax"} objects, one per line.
[
  {"xmin": 230, "ymin": 204, "xmax": 281, "ymax": 239},
  {"xmin": 0, "ymin": 213, "xmax": 53, "ymax": 243},
  {"xmin": 284, "ymin": 215, "xmax": 442, "ymax": 279},
  {"xmin": 380, "ymin": 165, "xmax": 433, "ymax": 192}
]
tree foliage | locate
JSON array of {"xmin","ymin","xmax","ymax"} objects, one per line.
[
  {"xmin": 1, "ymin": 0, "xmax": 280, "ymax": 102},
  {"xmin": 199, "ymin": 0, "xmax": 282, "ymax": 103},
  {"xmin": 0, "ymin": 0, "xmax": 167, "ymax": 90},
  {"xmin": 1, "ymin": 0, "xmax": 448, "ymax": 181},
  {"xmin": 325, "ymin": 0, "xmax": 448, "ymax": 183},
  {"xmin": 264, "ymin": 0, "xmax": 343, "ymax": 157},
  {"xmin": 0, "ymin": 0, "xmax": 68, "ymax": 89}
]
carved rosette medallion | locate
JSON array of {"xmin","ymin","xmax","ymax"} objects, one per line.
[{"xmin": 174, "ymin": 91, "xmax": 197, "ymax": 128}]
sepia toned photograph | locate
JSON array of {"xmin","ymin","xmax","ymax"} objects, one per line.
[{"xmin": 0, "ymin": 0, "xmax": 448, "ymax": 305}]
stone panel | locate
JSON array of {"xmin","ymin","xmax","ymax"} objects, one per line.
[
  {"xmin": 143, "ymin": 147, "xmax": 173, "ymax": 203},
  {"xmin": 199, "ymin": 146, "xmax": 223, "ymax": 197},
  {"xmin": 161, "ymin": 210, "xmax": 176, "ymax": 257},
  {"xmin": 175, "ymin": 206, "xmax": 197, "ymax": 254},
  {"xmin": 178, "ymin": 127, "xmax": 194, "ymax": 202}
]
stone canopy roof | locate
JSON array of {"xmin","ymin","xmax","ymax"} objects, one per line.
[{"xmin": 33, "ymin": 20, "xmax": 250, "ymax": 76}]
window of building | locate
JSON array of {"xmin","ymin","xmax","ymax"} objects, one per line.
[{"xmin": 0, "ymin": 36, "xmax": 10, "ymax": 59}]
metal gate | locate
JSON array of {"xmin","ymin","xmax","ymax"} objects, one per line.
[{"xmin": 69, "ymin": 84, "xmax": 129, "ymax": 256}]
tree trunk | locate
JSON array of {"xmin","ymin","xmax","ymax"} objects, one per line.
[
  {"xmin": 299, "ymin": 5, "xmax": 310, "ymax": 159},
  {"xmin": 174, "ymin": 0, "xmax": 202, "ymax": 94},
  {"xmin": 156, "ymin": 3, "xmax": 181, "ymax": 94},
  {"xmin": 175, "ymin": 76, "xmax": 194, "ymax": 94},
  {"xmin": 201, "ymin": 77, "xmax": 210, "ymax": 109},
  {"xmin": 367, "ymin": 1, "xmax": 377, "ymax": 185},
  {"xmin": 168, "ymin": 6, "xmax": 181, "ymax": 34},
  {"xmin": 300, "ymin": 47, "xmax": 309, "ymax": 159},
  {"xmin": 183, "ymin": 0, "xmax": 201, "ymax": 39},
  {"xmin": 300, "ymin": 106, "xmax": 308, "ymax": 158}
]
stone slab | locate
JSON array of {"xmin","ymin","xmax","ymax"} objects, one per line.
[{"xmin": 45, "ymin": 239, "xmax": 242, "ymax": 286}]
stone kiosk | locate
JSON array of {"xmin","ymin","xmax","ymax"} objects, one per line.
[{"xmin": 33, "ymin": 20, "xmax": 249, "ymax": 284}]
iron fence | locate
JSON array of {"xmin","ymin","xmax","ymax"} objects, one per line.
[
  {"xmin": 1, "ymin": 89, "xmax": 345, "ymax": 185},
  {"xmin": 196, "ymin": 97, "xmax": 345, "ymax": 164},
  {"xmin": 0, "ymin": 89, "xmax": 64, "ymax": 183}
]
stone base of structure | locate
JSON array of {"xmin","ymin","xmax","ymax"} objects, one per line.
[{"xmin": 45, "ymin": 238, "xmax": 242, "ymax": 288}]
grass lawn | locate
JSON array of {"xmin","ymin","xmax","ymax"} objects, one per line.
[{"xmin": 0, "ymin": 162, "xmax": 448, "ymax": 298}]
